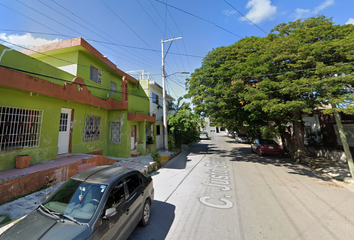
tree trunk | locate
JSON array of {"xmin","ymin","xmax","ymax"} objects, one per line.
[
  {"xmin": 334, "ymin": 111, "xmax": 354, "ymax": 178},
  {"xmin": 290, "ymin": 111, "xmax": 308, "ymax": 162}
]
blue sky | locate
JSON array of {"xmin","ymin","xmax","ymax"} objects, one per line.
[{"xmin": 1, "ymin": 0, "xmax": 354, "ymax": 101}]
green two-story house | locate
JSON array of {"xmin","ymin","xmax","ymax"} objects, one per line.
[{"xmin": 0, "ymin": 37, "xmax": 156, "ymax": 170}]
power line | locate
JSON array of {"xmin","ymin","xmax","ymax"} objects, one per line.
[
  {"xmin": 223, "ymin": 0, "xmax": 268, "ymax": 35},
  {"xmin": 155, "ymin": 0, "xmax": 243, "ymax": 38},
  {"xmin": 135, "ymin": 0, "xmax": 166, "ymax": 38},
  {"xmin": 191, "ymin": 61, "xmax": 354, "ymax": 81},
  {"xmin": 0, "ymin": 29, "xmax": 203, "ymax": 58},
  {"xmin": 35, "ymin": 0, "xmax": 159, "ymax": 71},
  {"xmin": 50, "ymin": 0, "xmax": 159, "ymax": 70},
  {"xmin": 2, "ymin": 1, "xmax": 159, "ymax": 72},
  {"xmin": 0, "ymin": 2, "xmax": 61, "ymax": 35},
  {"xmin": 0, "ymin": 64, "xmax": 173, "ymax": 101},
  {"xmin": 100, "ymin": 0, "xmax": 159, "ymax": 58},
  {"xmin": 149, "ymin": 0, "xmax": 174, "ymax": 37}
]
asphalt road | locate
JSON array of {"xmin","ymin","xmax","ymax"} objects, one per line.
[{"xmin": 129, "ymin": 131, "xmax": 354, "ymax": 240}]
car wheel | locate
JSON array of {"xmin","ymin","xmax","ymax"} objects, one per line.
[
  {"xmin": 251, "ymin": 147, "xmax": 254, "ymax": 153},
  {"xmin": 257, "ymin": 148, "xmax": 262, "ymax": 156},
  {"xmin": 140, "ymin": 199, "xmax": 151, "ymax": 227}
]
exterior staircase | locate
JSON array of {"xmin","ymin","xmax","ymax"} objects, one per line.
[
  {"xmin": 131, "ymin": 149, "xmax": 141, "ymax": 157},
  {"xmin": 77, "ymin": 159, "xmax": 96, "ymax": 172}
]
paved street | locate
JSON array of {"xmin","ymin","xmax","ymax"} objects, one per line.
[{"xmin": 130, "ymin": 131, "xmax": 354, "ymax": 240}]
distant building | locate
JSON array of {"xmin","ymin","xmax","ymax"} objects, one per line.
[{"xmin": 130, "ymin": 70, "xmax": 175, "ymax": 150}]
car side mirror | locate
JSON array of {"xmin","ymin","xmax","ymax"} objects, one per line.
[{"xmin": 103, "ymin": 208, "xmax": 116, "ymax": 219}]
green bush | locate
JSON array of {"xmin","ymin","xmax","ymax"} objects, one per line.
[{"xmin": 151, "ymin": 151, "xmax": 161, "ymax": 166}]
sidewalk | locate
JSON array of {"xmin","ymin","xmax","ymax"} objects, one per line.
[
  {"xmin": 303, "ymin": 156, "xmax": 354, "ymax": 183},
  {"xmin": 0, "ymin": 149, "xmax": 178, "ymax": 233}
]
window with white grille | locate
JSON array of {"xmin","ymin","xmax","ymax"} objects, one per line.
[
  {"xmin": 0, "ymin": 106, "xmax": 43, "ymax": 151},
  {"xmin": 90, "ymin": 65, "xmax": 102, "ymax": 84},
  {"xmin": 110, "ymin": 122, "xmax": 121, "ymax": 143},
  {"xmin": 84, "ymin": 115, "xmax": 101, "ymax": 141}
]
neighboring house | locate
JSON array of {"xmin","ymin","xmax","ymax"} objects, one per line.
[
  {"xmin": 0, "ymin": 38, "xmax": 156, "ymax": 171},
  {"xmin": 200, "ymin": 117, "xmax": 217, "ymax": 133},
  {"xmin": 293, "ymin": 110, "xmax": 354, "ymax": 160},
  {"xmin": 130, "ymin": 70, "xmax": 175, "ymax": 150}
]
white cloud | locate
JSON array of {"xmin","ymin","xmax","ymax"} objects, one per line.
[
  {"xmin": 293, "ymin": 0, "xmax": 335, "ymax": 20},
  {"xmin": 345, "ymin": 18, "xmax": 354, "ymax": 25},
  {"xmin": 294, "ymin": 8, "xmax": 310, "ymax": 19},
  {"xmin": 240, "ymin": 0, "xmax": 277, "ymax": 24},
  {"xmin": 223, "ymin": 9, "xmax": 237, "ymax": 17},
  {"xmin": 0, "ymin": 33, "xmax": 61, "ymax": 50},
  {"xmin": 313, "ymin": 0, "xmax": 334, "ymax": 14}
]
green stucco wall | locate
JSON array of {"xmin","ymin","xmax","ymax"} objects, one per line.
[
  {"xmin": 0, "ymin": 44, "xmax": 75, "ymax": 86},
  {"xmin": 0, "ymin": 87, "xmax": 109, "ymax": 170},
  {"xmin": 76, "ymin": 51, "xmax": 123, "ymax": 101},
  {"xmin": 106, "ymin": 110, "xmax": 130, "ymax": 158},
  {"xmin": 128, "ymin": 81, "xmax": 149, "ymax": 115}
]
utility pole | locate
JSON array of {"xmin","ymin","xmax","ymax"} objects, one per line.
[{"xmin": 161, "ymin": 36, "xmax": 182, "ymax": 151}]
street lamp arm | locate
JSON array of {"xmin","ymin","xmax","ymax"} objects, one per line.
[{"xmin": 165, "ymin": 72, "xmax": 190, "ymax": 77}]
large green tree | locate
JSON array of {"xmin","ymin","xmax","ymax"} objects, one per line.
[
  {"xmin": 186, "ymin": 15, "xmax": 354, "ymax": 161},
  {"xmin": 167, "ymin": 108, "xmax": 200, "ymax": 148}
]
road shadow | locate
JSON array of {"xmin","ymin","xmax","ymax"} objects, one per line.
[
  {"xmin": 226, "ymin": 145, "xmax": 337, "ymax": 182},
  {"xmin": 163, "ymin": 141, "xmax": 227, "ymax": 170},
  {"xmin": 128, "ymin": 200, "xmax": 175, "ymax": 240}
]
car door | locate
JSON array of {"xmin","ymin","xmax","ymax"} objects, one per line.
[
  {"xmin": 125, "ymin": 173, "xmax": 145, "ymax": 230},
  {"xmin": 98, "ymin": 180, "xmax": 131, "ymax": 240}
]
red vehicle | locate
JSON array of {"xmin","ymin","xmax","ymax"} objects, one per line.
[{"xmin": 251, "ymin": 139, "xmax": 282, "ymax": 156}]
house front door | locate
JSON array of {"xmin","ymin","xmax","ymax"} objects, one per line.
[
  {"xmin": 58, "ymin": 108, "xmax": 71, "ymax": 154},
  {"xmin": 131, "ymin": 125, "xmax": 136, "ymax": 150}
]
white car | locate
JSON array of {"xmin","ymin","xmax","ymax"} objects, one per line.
[{"xmin": 199, "ymin": 132, "xmax": 210, "ymax": 140}]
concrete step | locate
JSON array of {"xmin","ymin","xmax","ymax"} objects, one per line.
[{"xmin": 131, "ymin": 152, "xmax": 141, "ymax": 157}]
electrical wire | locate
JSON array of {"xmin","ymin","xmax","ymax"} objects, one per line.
[
  {"xmin": 36, "ymin": 0, "xmax": 159, "ymax": 71},
  {"xmin": 100, "ymin": 0, "xmax": 159, "ymax": 58},
  {"xmin": 0, "ymin": 64, "xmax": 169, "ymax": 101},
  {"xmin": 0, "ymin": 29, "xmax": 203, "ymax": 58},
  {"xmin": 155, "ymin": 0, "xmax": 243, "ymax": 38},
  {"xmin": 223, "ymin": 0, "xmax": 268, "ymax": 35},
  {"xmin": 0, "ymin": 2, "xmax": 61, "ymax": 35},
  {"xmin": 149, "ymin": 0, "xmax": 174, "ymax": 37},
  {"xmin": 135, "ymin": 0, "xmax": 166, "ymax": 38}
]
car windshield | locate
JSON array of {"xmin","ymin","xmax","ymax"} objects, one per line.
[
  {"xmin": 42, "ymin": 179, "xmax": 107, "ymax": 223},
  {"xmin": 260, "ymin": 139, "xmax": 277, "ymax": 145},
  {"xmin": 238, "ymin": 134, "xmax": 247, "ymax": 137}
]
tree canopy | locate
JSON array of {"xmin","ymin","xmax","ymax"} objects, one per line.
[{"xmin": 186, "ymin": 15, "xmax": 354, "ymax": 159}]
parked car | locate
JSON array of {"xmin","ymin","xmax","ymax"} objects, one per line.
[
  {"xmin": 227, "ymin": 131, "xmax": 236, "ymax": 138},
  {"xmin": 0, "ymin": 166, "xmax": 154, "ymax": 240},
  {"xmin": 251, "ymin": 139, "xmax": 282, "ymax": 156},
  {"xmin": 200, "ymin": 131, "xmax": 210, "ymax": 140},
  {"xmin": 236, "ymin": 134, "xmax": 251, "ymax": 143}
]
